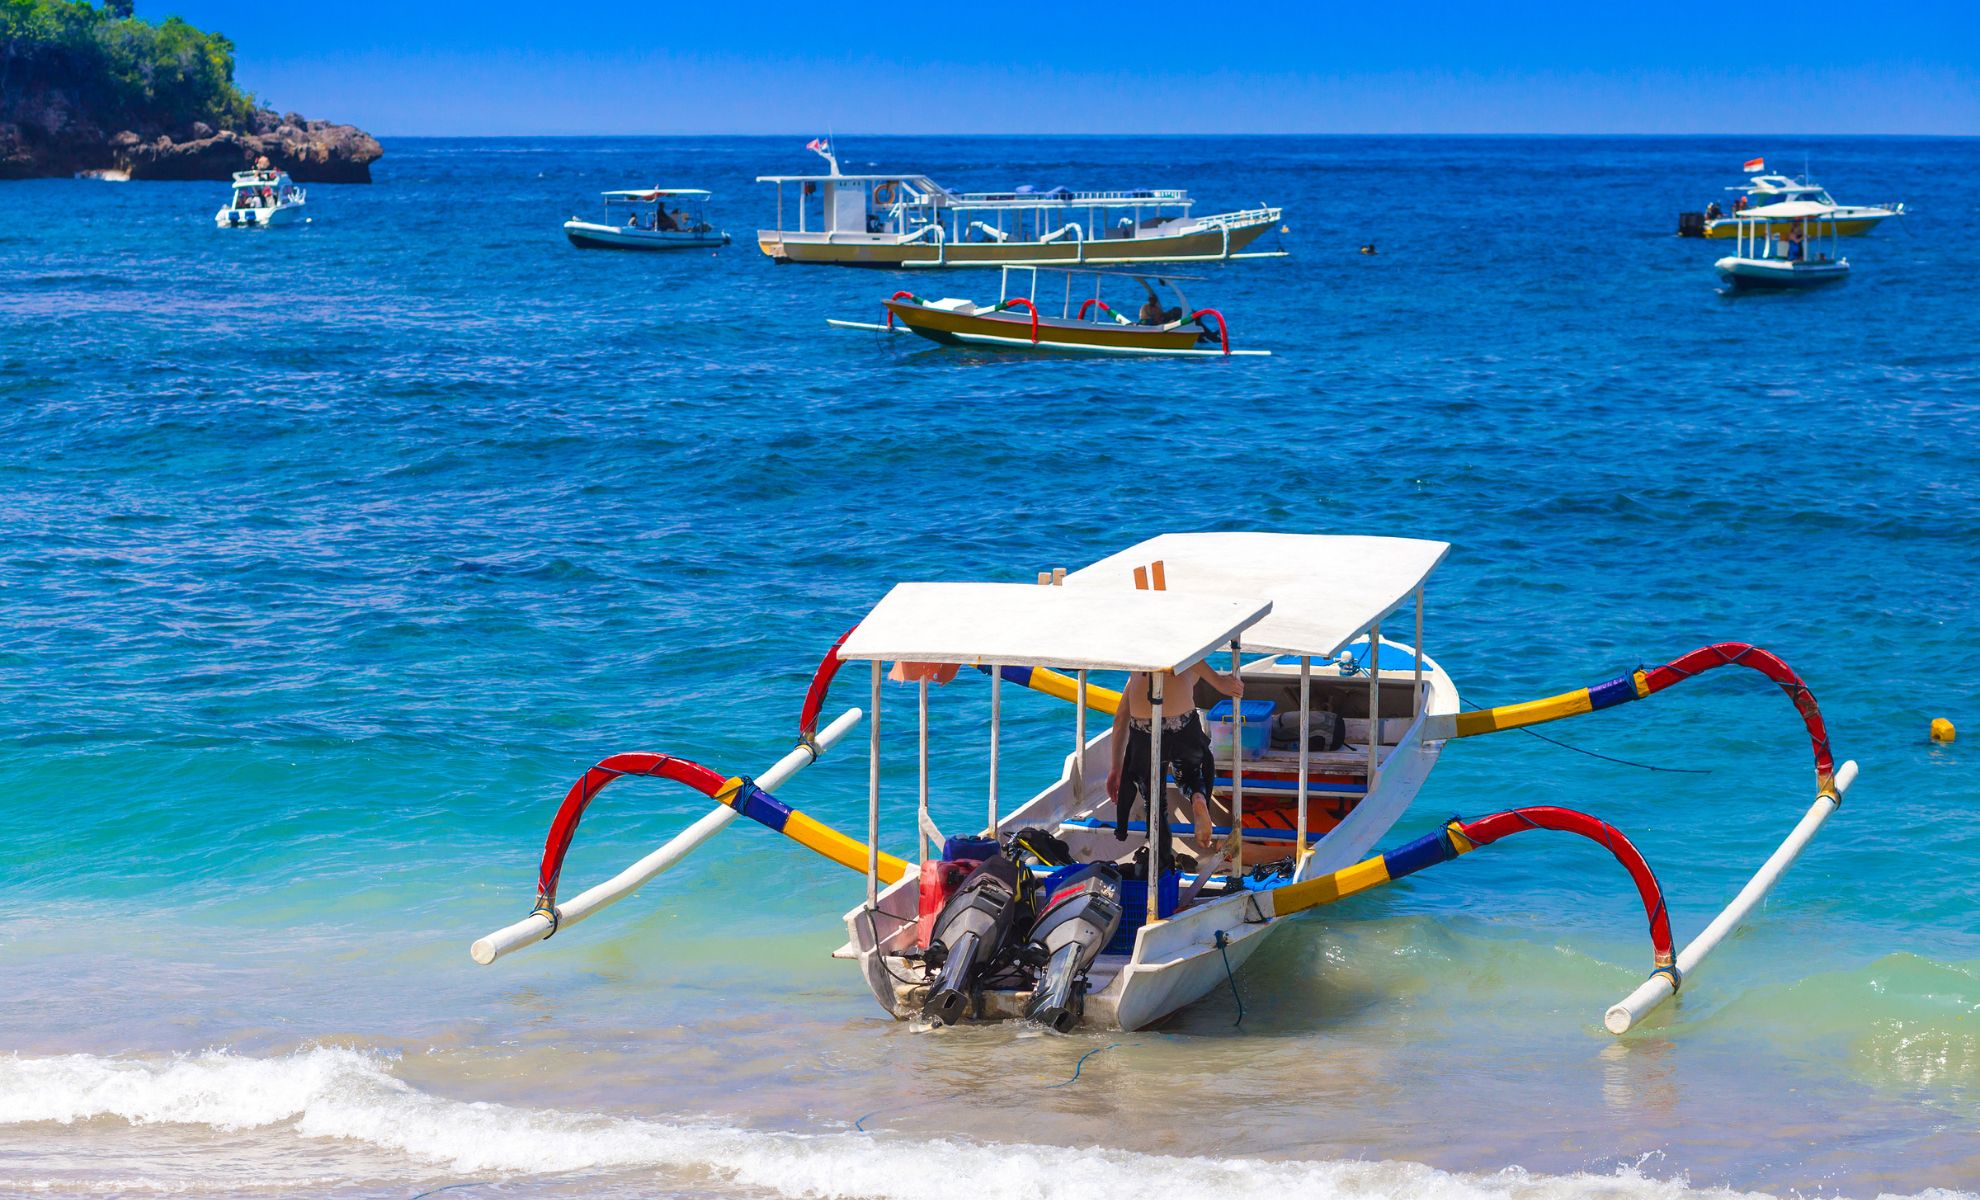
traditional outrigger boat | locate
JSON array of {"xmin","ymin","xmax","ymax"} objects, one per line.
[
  {"xmin": 1687, "ymin": 169, "xmax": 1902, "ymax": 239},
  {"xmin": 756, "ymin": 142, "xmax": 1283, "ymax": 268},
  {"xmin": 828, "ymin": 267, "xmax": 1267, "ymax": 357},
  {"xmin": 564, "ymin": 188, "xmax": 730, "ymax": 251},
  {"xmin": 474, "ymin": 533, "xmax": 1855, "ymax": 1037},
  {"xmin": 215, "ymin": 166, "xmax": 305, "ymax": 228},
  {"xmin": 1715, "ymin": 202, "xmax": 1851, "ymax": 290}
]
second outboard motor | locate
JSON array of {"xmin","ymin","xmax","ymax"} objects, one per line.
[
  {"xmin": 1022, "ymin": 863, "xmax": 1124, "ymax": 1032},
  {"xmin": 922, "ymin": 853, "xmax": 1023, "ymax": 1027}
]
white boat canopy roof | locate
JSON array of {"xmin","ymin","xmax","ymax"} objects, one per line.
[
  {"xmin": 601, "ymin": 188, "xmax": 711, "ymax": 198},
  {"xmin": 1064, "ymin": 532, "xmax": 1450, "ymax": 660},
  {"xmin": 838, "ymin": 582, "xmax": 1271, "ymax": 673},
  {"xmin": 1734, "ymin": 199, "xmax": 1836, "ymax": 220}
]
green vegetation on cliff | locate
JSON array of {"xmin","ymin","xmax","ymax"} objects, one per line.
[{"xmin": 2, "ymin": 0, "xmax": 253, "ymax": 130}]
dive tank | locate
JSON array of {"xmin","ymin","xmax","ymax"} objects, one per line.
[
  {"xmin": 1022, "ymin": 863, "xmax": 1124, "ymax": 1032},
  {"xmin": 922, "ymin": 854, "xmax": 1022, "ymax": 1027}
]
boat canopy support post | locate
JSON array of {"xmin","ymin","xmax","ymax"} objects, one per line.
[
  {"xmin": 1605, "ymin": 758, "xmax": 1859, "ymax": 1034},
  {"xmin": 918, "ymin": 677, "xmax": 931, "ymax": 864},
  {"xmin": 469, "ymin": 706, "xmax": 866, "ymax": 965},
  {"xmin": 1297, "ymin": 655, "xmax": 1311, "ymax": 869},
  {"xmin": 1073, "ymin": 670, "xmax": 1089, "ymax": 805},
  {"xmin": 1367, "ymin": 621, "xmax": 1382, "ymax": 787},
  {"xmin": 1230, "ymin": 640, "xmax": 1245, "ymax": 876},
  {"xmin": 989, "ymin": 664, "xmax": 1001, "ymax": 833},
  {"xmin": 1413, "ymin": 586, "xmax": 1425, "ymax": 719},
  {"xmin": 1148, "ymin": 670, "xmax": 1165, "ymax": 925},
  {"xmin": 868, "ymin": 660, "xmax": 881, "ymax": 909}
]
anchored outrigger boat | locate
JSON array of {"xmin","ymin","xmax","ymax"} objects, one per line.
[
  {"xmin": 1715, "ymin": 202, "xmax": 1850, "ymax": 291},
  {"xmin": 564, "ymin": 188, "xmax": 730, "ymax": 251},
  {"xmin": 475, "ymin": 533, "xmax": 1855, "ymax": 1036},
  {"xmin": 829, "ymin": 267, "xmax": 1267, "ymax": 357},
  {"xmin": 756, "ymin": 141, "xmax": 1283, "ymax": 268}
]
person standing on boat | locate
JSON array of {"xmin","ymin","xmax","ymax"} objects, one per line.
[{"xmin": 1107, "ymin": 662, "xmax": 1244, "ymax": 856}]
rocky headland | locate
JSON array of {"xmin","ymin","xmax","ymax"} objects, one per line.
[{"xmin": 1, "ymin": 2, "xmax": 381, "ymax": 182}]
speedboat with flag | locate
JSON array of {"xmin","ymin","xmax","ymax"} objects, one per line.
[
  {"xmin": 755, "ymin": 140, "xmax": 1284, "ymax": 268},
  {"xmin": 828, "ymin": 266, "xmax": 1268, "ymax": 357},
  {"xmin": 1682, "ymin": 159, "xmax": 1902, "ymax": 238},
  {"xmin": 564, "ymin": 188, "xmax": 730, "ymax": 250},
  {"xmin": 215, "ymin": 166, "xmax": 305, "ymax": 228},
  {"xmin": 474, "ymin": 533, "xmax": 1856, "ymax": 1037}
]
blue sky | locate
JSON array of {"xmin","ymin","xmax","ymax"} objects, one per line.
[{"xmin": 165, "ymin": 1, "xmax": 1979, "ymax": 135}]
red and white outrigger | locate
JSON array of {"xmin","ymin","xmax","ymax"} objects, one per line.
[{"xmin": 474, "ymin": 533, "xmax": 1855, "ymax": 1035}]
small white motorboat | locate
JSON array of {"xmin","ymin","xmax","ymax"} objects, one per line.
[
  {"xmin": 1715, "ymin": 201, "xmax": 1850, "ymax": 290},
  {"xmin": 215, "ymin": 167, "xmax": 306, "ymax": 228},
  {"xmin": 564, "ymin": 188, "xmax": 730, "ymax": 251}
]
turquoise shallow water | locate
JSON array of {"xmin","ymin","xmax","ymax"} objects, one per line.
[{"xmin": 1, "ymin": 135, "xmax": 1977, "ymax": 1198}]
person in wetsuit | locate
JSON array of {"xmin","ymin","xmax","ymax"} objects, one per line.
[{"xmin": 1105, "ymin": 661, "xmax": 1245, "ymax": 856}]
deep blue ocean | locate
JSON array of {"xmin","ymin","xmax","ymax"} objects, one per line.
[{"xmin": 1, "ymin": 135, "xmax": 1976, "ymax": 1199}]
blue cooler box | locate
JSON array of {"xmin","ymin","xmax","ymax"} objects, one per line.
[{"xmin": 1206, "ymin": 698, "xmax": 1275, "ymax": 757}]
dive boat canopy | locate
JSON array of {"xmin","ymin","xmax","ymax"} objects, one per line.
[
  {"xmin": 840, "ymin": 582, "xmax": 1271, "ymax": 674},
  {"xmin": 565, "ymin": 188, "xmax": 731, "ymax": 251},
  {"xmin": 1065, "ymin": 533, "xmax": 1450, "ymax": 657}
]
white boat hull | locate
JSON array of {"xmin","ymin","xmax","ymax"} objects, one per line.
[
  {"xmin": 215, "ymin": 203, "xmax": 304, "ymax": 228},
  {"xmin": 842, "ymin": 641, "xmax": 1459, "ymax": 1031},
  {"xmin": 1715, "ymin": 255, "xmax": 1850, "ymax": 290},
  {"xmin": 564, "ymin": 219, "xmax": 730, "ymax": 251}
]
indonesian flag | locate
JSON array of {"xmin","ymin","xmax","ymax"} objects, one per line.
[
  {"xmin": 1743, "ymin": 157, "xmax": 1765, "ymax": 172},
  {"xmin": 806, "ymin": 138, "xmax": 829, "ymax": 154}
]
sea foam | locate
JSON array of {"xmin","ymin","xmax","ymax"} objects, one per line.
[{"xmin": 3, "ymin": 1047, "xmax": 1969, "ymax": 1200}]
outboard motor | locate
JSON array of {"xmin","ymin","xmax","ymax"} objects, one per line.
[
  {"xmin": 921, "ymin": 853, "xmax": 1023, "ymax": 1027},
  {"xmin": 1022, "ymin": 863, "xmax": 1124, "ymax": 1032}
]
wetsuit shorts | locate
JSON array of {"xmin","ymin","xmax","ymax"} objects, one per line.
[{"xmin": 1116, "ymin": 712, "xmax": 1214, "ymax": 837}]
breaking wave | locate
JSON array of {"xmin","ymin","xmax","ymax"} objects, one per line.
[{"xmin": 2, "ymin": 1047, "xmax": 1970, "ymax": 1200}]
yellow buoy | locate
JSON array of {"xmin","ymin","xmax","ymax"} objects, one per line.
[{"xmin": 1930, "ymin": 717, "xmax": 1956, "ymax": 743}]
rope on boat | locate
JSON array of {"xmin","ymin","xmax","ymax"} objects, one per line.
[{"xmin": 1442, "ymin": 641, "xmax": 1838, "ymax": 797}]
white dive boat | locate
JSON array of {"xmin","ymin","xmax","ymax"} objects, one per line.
[
  {"xmin": 564, "ymin": 188, "xmax": 730, "ymax": 251},
  {"xmin": 1715, "ymin": 201, "xmax": 1850, "ymax": 290},
  {"xmin": 1695, "ymin": 171, "xmax": 1901, "ymax": 239},
  {"xmin": 755, "ymin": 142, "xmax": 1282, "ymax": 268},
  {"xmin": 215, "ymin": 168, "xmax": 305, "ymax": 227},
  {"xmin": 476, "ymin": 533, "xmax": 1857, "ymax": 1038}
]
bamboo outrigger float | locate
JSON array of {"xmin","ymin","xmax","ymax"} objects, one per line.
[
  {"xmin": 475, "ymin": 533, "xmax": 1856, "ymax": 1037},
  {"xmin": 756, "ymin": 142, "xmax": 1283, "ymax": 268},
  {"xmin": 829, "ymin": 267, "xmax": 1268, "ymax": 357}
]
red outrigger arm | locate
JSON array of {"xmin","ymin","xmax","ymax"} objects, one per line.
[
  {"xmin": 1266, "ymin": 804, "xmax": 1676, "ymax": 975},
  {"xmin": 798, "ymin": 625, "xmax": 859, "ymax": 743},
  {"xmin": 1443, "ymin": 642, "xmax": 1838, "ymax": 797},
  {"xmin": 536, "ymin": 753, "xmax": 726, "ymax": 906}
]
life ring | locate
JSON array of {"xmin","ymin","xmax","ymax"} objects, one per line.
[{"xmin": 873, "ymin": 181, "xmax": 899, "ymax": 206}]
